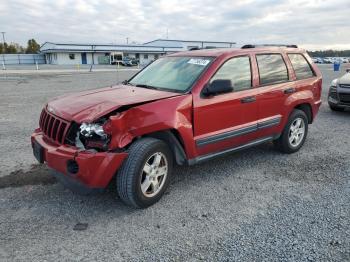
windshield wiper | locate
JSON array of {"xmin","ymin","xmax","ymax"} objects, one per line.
[{"xmin": 135, "ymin": 84, "xmax": 159, "ymax": 90}]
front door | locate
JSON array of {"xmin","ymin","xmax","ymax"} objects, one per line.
[
  {"xmin": 193, "ymin": 55, "xmax": 259, "ymax": 156},
  {"xmin": 81, "ymin": 53, "xmax": 87, "ymax": 64}
]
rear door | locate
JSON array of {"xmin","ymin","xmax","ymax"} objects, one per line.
[
  {"xmin": 193, "ymin": 55, "xmax": 259, "ymax": 156},
  {"xmin": 254, "ymin": 53, "xmax": 295, "ymax": 137},
  {"xmin": 287, "ymin": 53, "xmax": 319, "ymax": 100}
]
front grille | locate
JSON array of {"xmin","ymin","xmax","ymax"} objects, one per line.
[
  {"xmin": 39, "ymin": 108, "xmax": 70, "ymax": 144},
  {"xmin": 339, "ymin": 93, "xmax": 350, "ymax": 104},
  {"xmin": 339, "ymin": 84, "xmax": 350, "ymax": 89}
]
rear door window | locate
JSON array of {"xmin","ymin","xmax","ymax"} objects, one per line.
[
  {"xmin": 288, "ymin": 54, "xmax": 315, "ymax": 80},
  {"xmin": 256, "ymin": 54, "xmax": 289, "ymax": 85}
]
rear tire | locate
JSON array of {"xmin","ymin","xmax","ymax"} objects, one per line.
[
  {"xmin": 274, "ymin": 109, "xmax": 308, "ymax": 154},
  {"xmin": 116, "ymin": 138, "xmax": 173, "ymax": 208}
]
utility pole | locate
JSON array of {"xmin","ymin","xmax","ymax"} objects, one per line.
[
  {"xmin": 126, "ymin": 37, "xmax": 129, "ymax": 44},
  {"xmin": 1, "ymin": 32, "xmax": 5, "ymax": 44},
  {"xmin": 166, "ymin": 28, "xmax": 169, "ymax": 39},
  {"xmin": 1, "ymin": 32, "xmax": 5, "ymax": 68},
  {"xmin": 90, "ymin": 45, "xmax": 95, "ymax": 72}
]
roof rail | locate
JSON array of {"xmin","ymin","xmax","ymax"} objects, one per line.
[
  {"xmin": 188, "ymin": 46, "xmax": 219, "ymax": 51},
  {"xmin": 241, "ymin": 44, "xmax": 298, "ymax": 49},
  {"xmin": 188, "ymin": 47, "xmax": 200, "ymax": 51}
]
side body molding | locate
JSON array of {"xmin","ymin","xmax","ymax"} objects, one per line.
[{"xmin": 195, "ymin": 116, "xmax": 281, "ymax": 147}]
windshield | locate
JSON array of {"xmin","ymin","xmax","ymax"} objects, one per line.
[{"xmin": 129, "ymin": 56, "xmax": 213, "ymax": 92}]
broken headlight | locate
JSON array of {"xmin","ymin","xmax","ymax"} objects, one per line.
[
  {"xmin": 80, "ymin": 123, "xmax": 107, "ymax": 138},
  {"xmin": 77, "ymin": 122, "xmax": 109, "ymax": 151}
]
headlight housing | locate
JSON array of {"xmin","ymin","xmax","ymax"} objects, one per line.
[
  {"xmin": 330, "ymin": 79, "xmax": 338, "ymax": 88},
  {"xmin": 77, "ymin": 122, "xmax": 109, "ymax": 151},
  {"xmin": 80, "ymin": 123, "xmax": 107, "ymax": 138}
]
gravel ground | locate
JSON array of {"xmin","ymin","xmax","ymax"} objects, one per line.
[
  {"xmin": 0, "ymin": 70, "xmax": 135, "ymax": 177},
  {"xmin": 0, "ymin": 64, "xmax": 349, "ymax": 261}
]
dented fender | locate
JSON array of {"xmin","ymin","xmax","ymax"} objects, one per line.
[{"xmin": 103, "ymin": 94, "xmax": 197, "ymax": 159}]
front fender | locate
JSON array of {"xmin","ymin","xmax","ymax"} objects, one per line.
[{"xmin": 104, "ymin": 94, "xmax": 196, "ymax": 158}]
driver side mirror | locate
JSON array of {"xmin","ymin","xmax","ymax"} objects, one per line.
[{"xmin": 202, "ymin": 79, "xmax": 234, "ymax": 97}]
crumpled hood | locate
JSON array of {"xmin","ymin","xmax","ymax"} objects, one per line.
[{"xmin": 47, "ymin": 85, "xmax": 181, "ymax": 122}]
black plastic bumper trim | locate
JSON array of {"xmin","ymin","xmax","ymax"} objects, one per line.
[{"xmin": 50, "ymin": 169, "xmax": 104, "ymax": 195}]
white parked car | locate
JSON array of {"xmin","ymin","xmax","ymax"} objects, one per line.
[
  {"xmin": 323, "ymin": 57, "xmax": 333, "ymax": 63},
  {"xmin": 312, "ymin": 57, "xmax": 323, "ymax": 64},
  {"xmin": 341, "ymin": 57, "xmax": 349, "ymax": 63}
]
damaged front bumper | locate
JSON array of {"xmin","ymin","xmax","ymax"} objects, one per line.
[{"xmin": 31, "ymin": 129, "xmax": 128, "ymax": 194}]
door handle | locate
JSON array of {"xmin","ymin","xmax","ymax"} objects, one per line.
[
  {"xmin": 284, "ymin": 87, "xmax": 296, "ymax": 94},
  {"xmin": 240, "ymin": 96, "xmax": 256, "ymax": 103}
]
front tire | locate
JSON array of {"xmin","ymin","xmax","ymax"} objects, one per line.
[
  {"xmin": 329, "ymin": 104, "xmax": 344, "ymax": 112},
  {"xmin": 274, "ymin": 109, "xmax": 308, "ymax": 154},
  {"xmin": 116, "ymin": 138, "xmax": 173, "ymax": 208}
]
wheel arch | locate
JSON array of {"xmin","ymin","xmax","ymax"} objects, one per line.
[
  {"xmin": 144, "ymin": 129, "xmax": 188, "ymax": 166},
  {"xmin": 294, "ymin": 103, "xmax": 313, "ymax": 124}
]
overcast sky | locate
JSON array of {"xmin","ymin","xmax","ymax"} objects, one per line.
[{"xmin": 0, "ymin": 0, "xmax": 349, "ymax": 50}]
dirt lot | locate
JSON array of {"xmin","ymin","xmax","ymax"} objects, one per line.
[{"xmin": 0, "ymin": 65, "xmax": 349, "ymax": 261}]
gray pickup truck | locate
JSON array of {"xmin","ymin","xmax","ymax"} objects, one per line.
[{"xmin": 328, "ymin": 69, "xmax": 350, "ymax": 111}]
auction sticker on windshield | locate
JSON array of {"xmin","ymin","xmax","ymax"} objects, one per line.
[{"xmin": 187, "ymin": 58, "xmax": 210, "ymax": 66}]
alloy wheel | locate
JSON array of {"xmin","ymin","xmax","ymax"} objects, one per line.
[
  {"xmin": 140, "ymin": 152, "xmax": 168, "ymax": 198},
  {"xmin": 288, "ymin": 117, "xmax": 305, "ymax": 147}
]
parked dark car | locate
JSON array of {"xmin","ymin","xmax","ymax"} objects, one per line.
[
  {"xmin": 121, "ymin": 57, "xmax": 133, "ymax": 66},
  {"xmin": 121, "ymin": 57, "xmax": 138, "ymax": 66},
  {"xmin": 328, "ymin": 69, "xmax": 350, "ymax": 111}
]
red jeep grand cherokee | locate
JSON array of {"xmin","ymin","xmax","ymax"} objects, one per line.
[{"xmin": 31, "ymin": 45, "xmax": 322, "ymax": 208}]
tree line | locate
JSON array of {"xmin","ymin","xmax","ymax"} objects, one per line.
[
  {"xmin": 0, "ymin": 39, "xmax": 40, "ymax": 54},
  {"xmin": 307, "ymin": 50, "xmax": 350, "ymax": 58}
]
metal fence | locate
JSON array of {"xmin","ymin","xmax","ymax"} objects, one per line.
[{"xmin": 1, "ymin": 54, "xmax": 46, "ymax": 65}]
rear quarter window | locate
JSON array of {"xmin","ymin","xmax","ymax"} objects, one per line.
[
  {"xmin": 256, "ymin": 54, "xmax": 289, "ymax": 85},
  {"xmin": 288, "ymin": 54, "xmax": 315, "ymax": 80}
]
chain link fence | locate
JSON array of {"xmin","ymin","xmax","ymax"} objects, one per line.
[{"xmin": 1, "ymin": 54, "xmax": 45, "ymax": 65}]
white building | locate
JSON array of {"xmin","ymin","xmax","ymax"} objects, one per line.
[
  {"xmin": 143, "ymin": 39, "xmax": 236, "ymax": 49},
  {"xmin": 40, "ymin": 39, "xmax": 236, "ymax": 65}
]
